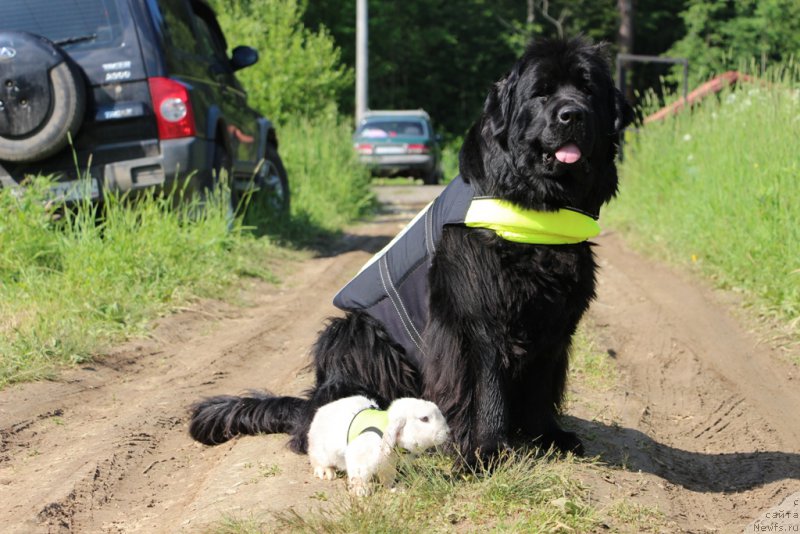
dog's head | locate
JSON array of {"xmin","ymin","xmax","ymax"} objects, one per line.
[
  {"xmin": 385, "ymin": 398, "xmax": 450, "ymax": 453},
  {"xmin": 461, "ymin": 37, "xmax": 634, "ymax": 215}
]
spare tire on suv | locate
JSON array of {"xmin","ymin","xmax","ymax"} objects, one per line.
[{"xmin": 0, "ymin": 31, "xmax": 86, "ymax": 162}]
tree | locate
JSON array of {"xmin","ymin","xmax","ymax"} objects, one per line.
[
  {"xmin": 212, "ymin": 0, "xmax": 353, "ymax": 124},
  {"xmin": 668, "ymin": 0, "xmax": 800, "ymax": 86},
  {"xmin": 302, "ymin": 1, "xmax": 686, "ymax": 133}
]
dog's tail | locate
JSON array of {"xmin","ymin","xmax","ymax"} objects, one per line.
[{"xmin": 188, "ymin": 392, "xmax": 308, "ymax": 448}]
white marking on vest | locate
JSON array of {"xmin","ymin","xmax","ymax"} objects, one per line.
[
  {"xmin": 381, "ymin": 256, "xmax": 423, "ymax": 345},
  {"xmin": 379, "ymin": 256, "xmax": 422, "ymax": 353}
]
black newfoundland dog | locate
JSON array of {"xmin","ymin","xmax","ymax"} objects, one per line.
[{"xmin": 189, "ymin": 37, "xmax": 634, "ymax": 462}]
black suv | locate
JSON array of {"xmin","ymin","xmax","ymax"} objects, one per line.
[{"xmin": 0, "ymin": 0, "xmax": 288, "ymax": 213}]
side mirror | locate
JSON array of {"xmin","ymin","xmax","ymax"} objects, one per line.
[
  {"xmin": 231, "ymin": 45, "xmax": 259, "ymax": 71},
  {"xmin": 434, "ymin": 133, "xmax": 444, "ymax": 144}
]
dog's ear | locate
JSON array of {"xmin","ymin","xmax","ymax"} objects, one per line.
[
  {"xmin": 483, "ymin": 64, "xmax": 521, "ymax": 147},
  {"xmin": 613, "ymin": 87, "xmax": 635, "ymax": 132}
]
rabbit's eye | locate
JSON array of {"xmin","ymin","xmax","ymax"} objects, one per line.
[{"xmin": 420, "ymin": 416, "xmax": 429, "ymax": 423}]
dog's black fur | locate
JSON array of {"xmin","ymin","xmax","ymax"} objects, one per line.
[{"xmin": 189, "ymin": 37, "xmax": 634, "ymax": 462}]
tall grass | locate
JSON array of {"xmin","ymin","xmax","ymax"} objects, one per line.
[
  {"xmin": 608, "ymin": 69, "xmax": 800, "ymax": 323},
  {"xmin": 0, "ymin": 179, "xmax": 275, "ymax": 386},
  {"xmin": 278, "ymin": 112, "xmax": 375, "ymax": 236}
]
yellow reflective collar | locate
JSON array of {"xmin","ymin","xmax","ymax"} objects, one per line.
[
  {"xmin": 347, "ymin": 408, "xmax": 389, "ymax": 444},
  {"xmin": 464, "ymin": 199, "xmax": 600, "ymax": 244}
]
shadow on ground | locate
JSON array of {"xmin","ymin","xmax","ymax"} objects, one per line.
[{"xmin": 565, "ymin": 415, "xmax": 800, "ymax": 493}]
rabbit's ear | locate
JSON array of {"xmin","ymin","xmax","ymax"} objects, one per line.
[{"xmin": 383, "ymin": 417, "xmax": 406, "ymax": 448}]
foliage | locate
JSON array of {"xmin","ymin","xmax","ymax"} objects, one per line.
[
  {"xmin": 211, "ymin": 0, "xmax": 353, "ymax": 124},
  {"xmin": 303, "ymin": 1, "xmax": 689, "ymax": 135},
  {"xmin": 628, "ymin": 0, "xmax": 688, "ymax": 100},
  {"xmin": 668, "ymin": 0, "xmax": 800, "ymax": 87},
  {"xmin": 276, "ymin": 112, "xmax": 375, "ymax": 235},
  {"xmin": 439, "ymin": 136, "xmax": 462, "ymax": 184},
  {"xmin": 608, "ymin": 70, "xmax": 800, "ymax": 322}
]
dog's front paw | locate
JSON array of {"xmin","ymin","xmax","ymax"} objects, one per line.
[
  {"xmin": 348, "ymin": 476, "xmax": 371, "ymax": 497},
  {"xmin": 313, "ymin": 465, "xmax": 337, "ymax": 480},
  {"xmin": 543, "ymin": 429, "xmax": 584, "ymax": 456}
]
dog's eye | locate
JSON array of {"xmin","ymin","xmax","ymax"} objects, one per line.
[{"xmin": 419, "ymin": 416, "xmax": 429, "ymax": 423}]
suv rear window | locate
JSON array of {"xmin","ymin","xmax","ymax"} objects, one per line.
[
  {"xmin": 358, "ymin": 120, "xmax": 427, "ymax": 138},
  {"xmin": 0, "ymin": 0, "xmax": 123, "ymax": 50}
]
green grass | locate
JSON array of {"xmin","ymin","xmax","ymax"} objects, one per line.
[
  {"xmin": 216, "ymin": 450, "xmax": 600, "ymax": 533},
  {"xmin": 605, "ymin": 500, "xmax": 666, "ymax": 533},
  {"xmin": 275, "ymin": 112, "xmax": 375, "ymax": 240},
  {"xmin": 0, "ymin": 178, "xmax": 274, "ymax": 385},
  {"xmin": 608, "ymin": 70, "xmax": 800, "ymax": 325}
]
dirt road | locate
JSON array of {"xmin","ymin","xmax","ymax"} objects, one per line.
[{"xmin": 1, "ymin": 185, "xmax": 798, "ymax": 533}]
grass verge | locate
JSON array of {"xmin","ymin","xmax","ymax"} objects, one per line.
[
  {"xmin": 0, "ymin": 178, "xmax": 274, "ymax": 386},
  {"xmin": 608, "ymin": 70, "xmax": 799, "ymax": 327}
]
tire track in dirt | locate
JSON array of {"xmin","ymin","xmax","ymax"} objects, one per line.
[
  {"xmin": 569, "ymin": 230, "xmax": 800, "ymax": 531},
  {"xmin": 0, "ymin": 211, "xmax": 407, "ymax": 532}
]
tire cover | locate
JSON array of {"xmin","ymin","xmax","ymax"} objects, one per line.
[
  {"xmin": 0, "ymin": 32, "xmax": 63, "ymax": 137},
  {"xmin": 0, "ymin": 31, "xmax": 85, "ymax": 162}
]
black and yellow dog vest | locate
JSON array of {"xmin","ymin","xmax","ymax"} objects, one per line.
[{"xmin": 333, "ymin": 175, "xmax": 600, "ymax": 368}]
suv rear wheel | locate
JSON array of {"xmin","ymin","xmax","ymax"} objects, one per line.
[{"xmin": 0, "ymin": 32, "xmax": 86, "ymax": 162}]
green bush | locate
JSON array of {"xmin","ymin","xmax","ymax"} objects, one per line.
[
  {"xmin": 212, "ymin": 0, "xmax": 352, "ymax": 124},
  {"xmin": 668, "ymin": 0, "xmax": 800, "ymax": 87}
]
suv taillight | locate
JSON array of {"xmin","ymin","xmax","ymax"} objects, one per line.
[
  {"xmin": 148, "ymin": 77, "xmax": 196, "ymax": 140},
  {"xmin": 407, "ymin": 143, "xmax": 429, "ymax": 154}
]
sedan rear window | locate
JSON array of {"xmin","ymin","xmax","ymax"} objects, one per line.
[
  {"xmin": 0, "ymin": 0, "xmax": 123, "ymax": 49},
  {"xmin": 359, "ymin": 120, "xmax": 426, "ymax": 138}
]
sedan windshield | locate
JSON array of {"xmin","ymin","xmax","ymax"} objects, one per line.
[{"xmin": 359, "ymin": 120, "xmax": 426, "ymax": 138}]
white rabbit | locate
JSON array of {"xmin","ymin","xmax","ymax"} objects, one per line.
[{"xmin": 307, "ymin": 396, "xmax": 449, "ymax": 496}]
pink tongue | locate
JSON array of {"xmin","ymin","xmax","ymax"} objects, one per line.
[{"xmin": 555, "ymin": 143, "xmax": 581, "ymax": 164}]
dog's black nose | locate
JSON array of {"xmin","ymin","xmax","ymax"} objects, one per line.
[{"xmin": 557, "ymin": 106, "xmax": 584, "ymax": 125}]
